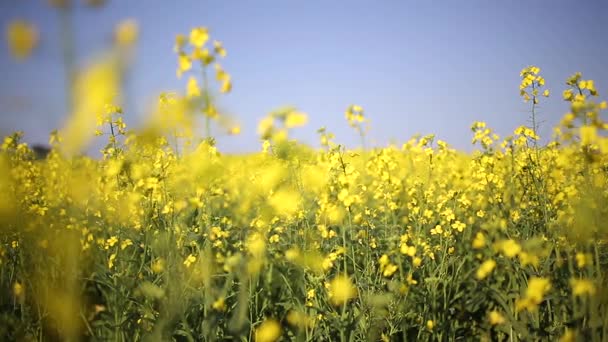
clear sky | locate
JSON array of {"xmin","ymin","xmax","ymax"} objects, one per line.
[{"xmin": 1, "ymin": 0, "xmax": 607, "ymax": 153}]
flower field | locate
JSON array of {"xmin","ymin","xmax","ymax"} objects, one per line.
[{"xmin": 2, "ymin": 10, "xmax": 608, "ymax": 342}]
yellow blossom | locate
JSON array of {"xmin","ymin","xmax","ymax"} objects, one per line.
[
  {"xmin": 114, "ymin": 19, "xmax": 138, "ymax": 47},
  {"xmin": 476, "ymin": 259, "xmax": 496, "ymax": 280},
  {"xmin": 328, "ymin": 275, "xmax": 357, "ymax": 306},
  {"xmin": 183, "ymin": 254, "xmax": 197, "ymax": 268},
  {"xmin": 6, "ymin": 20, "xmax": 39, "ymax": 60},
  {"xmin": 488, "ymin": 310, "xmax": 505, "ymax": 325},
  {"xmin": 189, "ymin": 27, "xmax": 209, "ymax": 48},
  {"xmin": 570, "ymin": 278, "xmax": 596, "ymax": 297},
  {"xmin": 255, "ymin": 319, "xmax": 281, "ymax": 342}
]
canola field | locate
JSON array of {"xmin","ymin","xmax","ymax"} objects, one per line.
[{"xmin": 2, "ymin": 12, "xmax": 608, "ymax": 342}]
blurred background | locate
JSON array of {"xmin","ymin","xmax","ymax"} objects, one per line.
[{"xmin": 1, "ymin": 0, "xmax": 607, "ymax": 153}]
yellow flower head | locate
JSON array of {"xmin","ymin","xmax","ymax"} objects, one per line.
[
  {"xmin": 476, "ymin": 259, "xmax": 496, "ymax": 280},
  {"xmin": 114, "ymin": 19, "xmax": 138, "ymax": 47},
  {"xmin": 328, "ymin": 274, "xmax": 357, "ymax": 306},
  {"xmin": 6, "ymin": 20, "xmax": 39, "ymax": 60},
  {"xmin": 488, "ymin": 310, "xmax": 505, "ymax": 325},
  {"xmin": 570, "ymin": 278, "xmax": 596, "ymax": 297},
  {"xmin": 255, "ymin": 319, "xmax": 281, "ymax": 342},
  {"xmin": 189, "ymin": 27, "xmax": 209, "ymax": 48}
]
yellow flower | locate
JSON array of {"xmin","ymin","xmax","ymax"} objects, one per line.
[
  {"xmin": 284, "ymin": 111, "xmax": 308, "ymax": 128},
  {"xmin": 187, "ymin": 76, "xmax": 200, "ymax": 98},
  {"xmin": 213, "ymin": 40, "xmax": 227, "ymax": 57},
  {"xmin": 488, "ymin": 310, "xmax": 505, "ymax": 325},
  {"xmin": 152, "ymin": 258, "xmax": 165, "ymax": 273},
  {"xmin": 177, "ymin": 53, "xmax": 192, "ymax": 78},
  {"xmin": 228, "ymin": 125, "xmax": 240, "ymax": 135},
  {"xmin": 6, "ymin": 20, "xmax": 39, "ymax": 60},
  {"xmin": 383, "ymin": 264, "xmax": 398, "ymax": 277},
  {"xmin": 269, "ymin": 234, "xmax": 280, "ymax": 243},
  {"xmin": 114, "ymin": 19, "xmax": 138, "ymax": 47},
  {"xmin": 412, "ymin": 257, "xmax": 422, "ymax": 268},
  {"xmin": 247, "ymin": 234, "xmax": 266, "ymax": 258},
  {"xmin": 108, "ymin": 253, "xmax": 117, "ymax": 269},
  {"xmin": 526, "ymin": 277, "xmax": 551, "ymax": 302},
  {"xmin": 220, "ymin": 76, "xmax": 232, "ymax": 93},
  {"xmin": 401, "ymin": 244, "xmax": 416, "ymax": 257},
  {"xmin": 476, "ymin": 259, "xmax": 496, "ymax": 280},
  {"xmin": 183, "ymin": 254, "xmax": 197, "ymax": 268},
  {"xmin": 174, "ymin": 34, "xmax": 187, "ymax": 52},
  {"xmin": 286, "ymin": 310, "xmax": 314, "ymax": 329},
  {"xmin": 255, "ymin": 319, "xmax": 281, "ymax": 342},
  {"xmin": 498, "ymin": 239, "xmax": 521, "ymax": 258},
  {"xmin": 120, "ymin": 239, "xmax": 133, "ymax": 250},
  {"xmin": 328, "ymin": 274, "xmax": 357, "ymax": 306},
  {"xmin": 105, "ymin": 236, "xmax": 119, "ymax": 249},
  {"xmin": 570, "ymin": 278, "xmax": 596, "ymax": 297},
  {"xmin": 212, "ymin": 298, "xmax": 226, "ymax": 311},
  {"xmin": 426, "ymin": 320, "xmax": 434, "ymax": 330},
  {"xmin": 13, "ymin": 282, "xmax": 24, "ymax": 298},
  {"xmin": 559, "ymin": 328, "xmax": 576, "ymax": 342},
  {"xmin": 189, "ymin": 27, "xmax": 209, "ymax": 48},
  {"xmin": 516, "ymin": 277, "xmax": 551, "ymax": 312},
  {"xmin": 579, "ymin": 125, "xmax": 597, "ymax": 145},
  {"xmin": 472, "ymin": 232, "xmax": 486, "ymax": 249},
  {"xmin": 575, "ymin": 252, "xmax": 592, "ymax": 268}
]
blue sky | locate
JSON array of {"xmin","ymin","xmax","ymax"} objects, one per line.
[{"xmin": 1, "ymin": 0, "xmax": 607, "ymax": 153}]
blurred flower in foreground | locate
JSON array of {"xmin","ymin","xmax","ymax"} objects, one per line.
[
  {"xmin": 328, "ymin": 274, "xmax": 357, "ymax": 306},
  {"xmin": 114, "ymin": 19, "xmax": 139, "ymax": 48},
  {"xmin": 255, "ymin": 319, "xmax": 281, "ymax": 342},
  {"xmin": 60, "ymin": 57, "xmax": 120, "ymax": 156},
  {"xmin": 6, "ymin": 20, "xmax": 39, "ymax": 61}
]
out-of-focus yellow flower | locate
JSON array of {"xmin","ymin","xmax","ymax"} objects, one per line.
[
  {"xmin": 174, "ymin": 34, "xmax": 187, "ymax": 52},
  {"xmin": 13, "ymin": 282, "xmax": 24, "ymax": 298},
  {"xmin": 472, "ymin": 232, "xmax": 486, "ymax": 249},
  {"xmin": 575, "ymin": 252, "xmax": 592, "ymax": 268},
  {"xmin": 177, "ymin": 53, "xmax": 192, "ymax": 78},
  {"xmin": 189, "ymin": 27, "xmax": 209, "ymax": 48},
  {"xmin": 228, "ymin": 125, "xmax": 240, "ymax": 135},
  {"xmin": 497, "ymin": 239, "xmax": 521, "ymax": 258},
  {"xmin": 152, "ymin": 258, "xmax": 165, "ymax": 273},
  {"xmin": 287, "ymin": 310, "xmax": 314, "ymax": 329},
  {"xmin": 516, "ymin": 277, "xmax": 551, "ymax": 312},
  {"xmin": 570, "ymin": 278, "xmax": 596, "ymax": 297},
  {"xmin": 61, "ymin": 57, "xmax": 119, "ymax": 156},
  {"xmin": 6, "ymin": 20, "xmax": 39, "ymax": 61},
  {"xmin": 284, "ymin": 111, "xmax": 308, "ymax": 128},
  {"xmin": 247, "ymin": 234, "xmax": 266, "ymax": 258},
  {"xmin": 212, "ymin": 298, "xmax": 226, "ymax": 311},
  {"xmin": 220, "ymin": 75, "xmax": 232, "ymax": 93},
  {"xmin": 268, "ymin": 189, "xmax": 301, "ymax": 217},
  {"xmin": 114, "ymin": 19, "xmax": 138, "ymax": 47},
  {"xmin": 255, "ymin": 319, "xmax": 281, "ymax": 342},
  {"xmin": 476, "ymin": 259, "xmax": 496, "ymax": 280},
  {"xmin": 579, "ymin": 125, "xmax": 597, "ymax": 145},
  {"xmin": 328, "ymin": 274, "xmax": 357, "ymax": 306},
  {"xmin": 559, "ymin": 328, "xmax": 576, "ymax": 342},
  {"xmin": 187, "ymin": 76, "xmax": 200, "ymax": 98},
  {"xmin": 108, "ymin": 253, "xmax": 117, "ymax": 269},
  {"xmin": 183, "ymin": 254, "xmax": 197, "ymax": 268},
  {"xmin": 213, "ymin": 40, "xmax": 227, "ymax": 57},
  {"xmin": 488, "ymin": 310, "xmax": 505, "ymax": 325},
  {"xmin": 120, "ymin": 239, "xmax": 133, "ymax": 250},
  {"xmin": 426, "ymin": 320, "xmax": 434, "ymax": 330}
]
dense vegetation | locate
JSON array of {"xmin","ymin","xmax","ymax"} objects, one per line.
[{"xmin": 2, "ymin": 6, "xmax": 608, "ymax": 341}]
